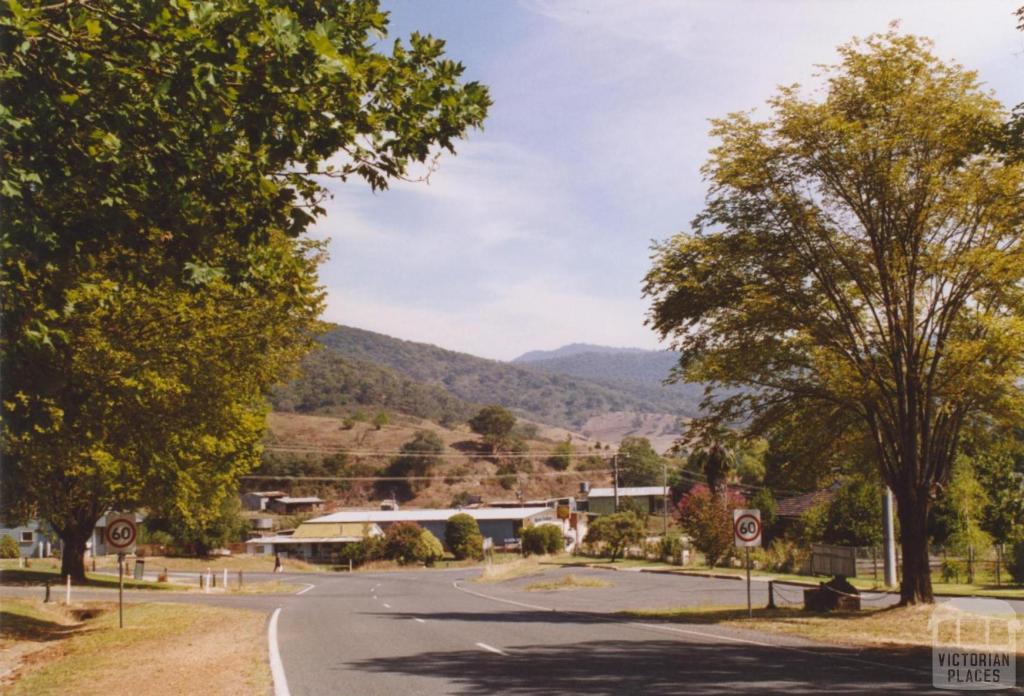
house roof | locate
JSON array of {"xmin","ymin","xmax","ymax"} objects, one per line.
[
  {"xmin": 245, "ymin": 535, "xmax": 362, "ymax": 545},
  {"xmin": 247, "ymin": 491, "xmax": 287, "ymax": 498},
  {"xmin": 588, "ymin": 486, "xmax": 668, "ymax": 498},
  {"xmin": 307, "ymin": 507, "xmax": 554, "ymax": 524},
  {"xmin": 274, "ymin": 497, "xmax": 324, "ymax": 505},
  {"xmin": 776, "ymin": 489, "xmax": 837, "ymax": 517}
]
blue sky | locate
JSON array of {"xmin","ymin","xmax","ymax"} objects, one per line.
[{"xmin": 313, "ymin": 0, "xmax": 1024, "ymax": 361}]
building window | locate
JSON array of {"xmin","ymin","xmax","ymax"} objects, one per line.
[{"xmin": 20, "ymin": 531, "xmax": 33, "ymax": 543}]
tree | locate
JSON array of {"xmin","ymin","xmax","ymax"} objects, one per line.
[
  {"xmin": 378, "ymin": 430, "xmax": 445, "ymax": 501},
  {"xmin": 373, "ymin": 412, "xmax": 390, "ymax": 431},
  {"xmin": 802, "ymin": 479, "xmax": 883, "ymax": 548},
  {"xmin": 682, "ymin": 424, "xmax": 734, "ymax": 498},
  {"xmin": 645, "ymin": 32, "xmax": 1024, "ymax": 604},
  {"xmin": 547, "ymin": 438, "xmax": 573, "ymax": 471},
  {"xmin": 2, "ymin": 1, "xmax": 489, "ymax": 581},
  {"xmin": 383, "ymin": 521, "xmax": 427, "ymax": 565},
  {"xmin": 146, "ymin": 493, "xmax": 250, "ymax": 556},
  {"xmin": 468, "ymin": 405, "xmax": 517, "ymax": 451},
  {"xmin": 676, "ymin": 484, "xmax": 747, "ymax": 567},
  {"xmin": 445, "ymin": 513, "xmax": 484, "ymax": 560},
  {"xmin": 584, "ymin": 512, "xmax": 645, "ymax": 562},
  {"xmin": 616, "ymin": 436, "xmax": 663, "ymax": 487},
  {"xmin": 931, "ymin": 457, "xmax": 993, "ymax": 583},
  {"xmin": 412, "ymin": 529, "xmax": 445, "ymax": 566},
  {"xmin": 0, "ymin": 535, "xmax": 19, "ymax": 559}
]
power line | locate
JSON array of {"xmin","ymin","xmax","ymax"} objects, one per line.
[{"xmin": 242, "ymin": 469, "xmax": 615, "ymax": 482}]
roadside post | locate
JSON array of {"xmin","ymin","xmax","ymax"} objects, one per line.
[
  {"xmin": 733, "ymin": 508, "xmax": 762, "ymax": 618},
  {"xmin": 104, "ymin": 513, "xmax": 138, "ymax": 628}
]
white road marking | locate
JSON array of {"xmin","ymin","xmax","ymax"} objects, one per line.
[
  {"xmin": 413, "ymin": 618, "xmax": 426, "ymax": 623},
  {"xmin": 294, "ymin": 584, "xmax": 315, "ymax": 596},
  {"xmin": 268, "ymin": 608, "xmax": 291, "ymax": 696},
  {"xmin": 476, "ymin": 642, "xmax": 507, "ymax": 656},
  {"xmin": 454, "ymin": 581, "xmax": 929, "ymax": 677},
  {"xmin": 382, "ymin": 603, "xmax": 391, "ymax": 608}
]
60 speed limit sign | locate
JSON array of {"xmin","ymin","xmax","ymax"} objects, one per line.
[
  {"xmin": 733, "ymin": 509, "xmax": 762, "ymax": 548},
  {"xmin": 104, "ymin": 513, "xmax": 137, "ymax": 554}
]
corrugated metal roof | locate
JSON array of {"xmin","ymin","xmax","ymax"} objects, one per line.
[
  {"xmin": 291, "ymin": 522, "xmax": 382, "ymax": 539},
  {"xmin": 307, "ymin": 507, "xmax": 554, "ymax": 524},
  {"xmin": 245, "ymin": 536, "xmax": 362, "ymax": 545},
  {"xmin": 276, "ymin": 497, "xmax": 324, "ymax": 504},
  {"xmin": 588, "ymin": 486, "xmax": 668, "ymax": 498}
]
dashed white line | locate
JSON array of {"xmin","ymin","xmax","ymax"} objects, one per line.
[
  {"xmin": 268, "ymin": 608, "xmax": 291, "ymax": 696},
  {"xmin": 382, "ymin": 603, "xmax": 392, "ymax": 608},
  {"xmin": 294, "ymin": 584, "xmax": 315, "ymax": 596},
  {"xmin": 413, "ymin": 618, "xmax": 426, "ymax": 623},
  {"xmin": 475, "ymin": 642, "xmax": 507, "ymax": 656}
]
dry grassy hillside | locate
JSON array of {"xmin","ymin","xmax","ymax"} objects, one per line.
[
  {"xmin": 260, "ymin": 412, "xmax": 613, "ymax": 510},
  {"xmin": 580, "ymin": 412, "xmax": 685, "ymax": 454}
]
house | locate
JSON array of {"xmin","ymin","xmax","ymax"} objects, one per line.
[
  {"xmin": 0, "ymin": 521, "xmax": 54, "ymax": 558},
  {"xmin": 241, "ymin": 490, "xmax": 288, "ymax": 512},
  {"xmin": 266, "ymin": 496, "xmax": 325, "ymax": 515},
  {"xmin": 246, "ymin": 522, "xmax": 383, "ymax": 562},
  {"xmin": 287, "ymin": 507, "xmax": 557, "ymax": 551},
  {"xmin": 773, "ymin": 485, "xmax": 840, "ymax": 537},
  {"xmin": 585, "ymin": 486, "xmax": 669, "ymax": 516}
]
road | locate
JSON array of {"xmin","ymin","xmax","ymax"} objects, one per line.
[{"xmin": 5, "ymin": 566, "xmax": 1019, "ymax": 694}]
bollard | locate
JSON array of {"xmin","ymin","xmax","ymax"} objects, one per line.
[
  {"xmin": 223, "ymin": 568, "xmax": 228, "ymax": 590},
  {"xmin": 44, "ymin": 581, "xmax": 51, "ymax": 603},
  {"xmin": 767, "ymin": 581, "xmax": 776, "ymax": 609},
  {"xmin": 199, "ymin": 573, "xmax": 204, "ymax": 589},
  {"xmin": 212, "ymin": 572, "xmax": 217, "ymax": 588},
  {"xmin": 349, "ymin": 559, "xmax": 353, "ymax": 573},
  {"xmin": 239, "ymin": 570, "xmax": 244, "ymax": 589},
  {"xmin": 65, "ymin": 574, "xmax": 71, "ymax": 605}
]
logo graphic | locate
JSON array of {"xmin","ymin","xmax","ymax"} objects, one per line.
[{"xmin": 931, "ymin": 597, "xmax": 1019, "ymax": 691}]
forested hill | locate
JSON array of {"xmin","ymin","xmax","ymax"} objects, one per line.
[{"xmin": 276, "ymin": 324, "xmax": 702, "ymax": 429}]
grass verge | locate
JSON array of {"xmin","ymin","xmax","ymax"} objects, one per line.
[
  {"xmin": 524, "ymin": 574, "xmax": 613, "ymax": 592},
  {"xmin": 473, "ymin": 558, "xmax": 549, "ymax": 584},
  {"xmin": 1, "ymin": 597, "xmax": 270, "ymax": 695},
  {"xmin": 620, "ymin": 604, "xmax": 1024, "ymax": 655},
  {"xmin": 0, "ymin": 567, "xmax": 186, "ymax": 591}
]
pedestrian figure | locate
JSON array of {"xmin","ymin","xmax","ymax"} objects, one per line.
[{"xmin": 274, "ymin": 553, "xmax": 282, "ymax": 573}]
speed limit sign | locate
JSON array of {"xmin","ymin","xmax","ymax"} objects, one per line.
[
  {"xmin": 733, "ymin": 509, "xmax": 762, "ymax": 548},
  {"xmin": 105, "ymin": 513, "xmax": 137, "ymax": 554}
]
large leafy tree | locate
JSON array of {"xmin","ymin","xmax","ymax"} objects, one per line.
[
  {"xmin": 645, "ymin": 32, "xmax": 1024, "ymax": 604},
  {"xmin": 1, "ymin": 0, "xmax": 489, "ymax": 580},
  {"xmin": 616, "ymin": 436, "xmax": 664, "ymax": 487}
]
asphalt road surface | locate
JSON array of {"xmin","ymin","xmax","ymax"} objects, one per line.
[{"xmin": 5, "ymin": 566, "xmax": 1020, "ymax": 695}]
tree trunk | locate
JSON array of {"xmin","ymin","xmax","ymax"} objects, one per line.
[
  {"xmin": 895, "ymin": 492, "xmax": 934, "ymax": 604},
  {"xmin": 57, "ymin": 520, "xmax": 94, "ymax": 583}
]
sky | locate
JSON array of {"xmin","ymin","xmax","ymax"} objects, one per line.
[{"xmin": 314, "ymin": 0, "xmax": 1024, "ymax": 361}]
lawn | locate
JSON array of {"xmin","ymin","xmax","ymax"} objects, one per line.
[
  {"xmin": 0, "ymin": 566, "xmax": 185, "ymax": 591},
  {"xmin": 524, "ymin": 574, "xmax": 613, "ymax": 591},
  {"xmin": 473, "ymin": 557, "xmax": 549, "ymax": 584},
  {"xmin": 1, "ymin": 597, "xmax": 270, "ymax": 695},
  {"xmin": 620, "ymin": 603, "xmax": 1023, "ymax": 655}
]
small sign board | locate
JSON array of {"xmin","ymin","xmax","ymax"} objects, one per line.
[
  {"xmin": 810, "ymin": 543, "xmax": 857, "ymax": 578},
  {"xmin": 556, "ymin": 505, "xmax": 570, "ymax": 520},
  {"xmin": 104, "ymin": 513, "xmax": 137, "ymax": 555},
  {"xmin": 482, "ymin": 537, "xmax": 493, "ymax": 551},
  {"xmin": 733, "ymin": 509, "xmax": 762, "ymax": 548}
]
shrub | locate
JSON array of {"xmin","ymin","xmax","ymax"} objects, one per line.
[
  {"xmin": 522, "ymin": 524, "xmax": 564, "ymax": 556},
  {"xmin": 751, "ymin": 539, "xmax": 808, "ymax": 574},
  {"xmin": 659, "ymin": 534, "xmax": 682, "ymax": 562},
  {"xmin": 0, "ymin": 534, "xmax": 20, "ymax": 559},
  {"xmin": 413, "ymin": 530, "xmax": 444, "ymax": 566},
  {"xmin": 339, "ymin": 536, "xmax": 385, "ymax": 567},
  {"xmin": 676, "ymin": 484, "xmax": 747, "ymax": 568},
  {"xmin": 941, "ymin": 559, "xmax": 966, "ymax": 583},
  {"xmin": 446, "ymin": 513, "xmax": 484, "ymax": 560},
  {"xmin": 584, "ymin": 512, "xmax": 645, "ymax": 562},
  {"xmin": 384, "ymin": 522, "xmax": 426, "ymax": 565}
]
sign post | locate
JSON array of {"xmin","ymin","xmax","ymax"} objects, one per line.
[
  {"xmin": 105, "ymin": 513, "xmax": 137, "ymax": 629},
  {"xmin": 733, "ymin": 509, "xmax": 762, "ymax": 618}
]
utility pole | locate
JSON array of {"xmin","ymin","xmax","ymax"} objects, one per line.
[
  {"xmin": 613, "ymin": 454, "xmax": 620, "ymax": 513},
  {"xmin": 662, "ymin": 456, "xmax": 669, "ymax": 535},
  {"xmin": 882, "ymin": 487, "xmax": 897, "ymax": 588}
]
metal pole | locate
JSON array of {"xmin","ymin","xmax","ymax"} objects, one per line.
[
  {"xmin": 118, "ymin": 553, "xmax": 124, "ymax": 628},
  {"xmin": 766, "ymin": 580, "xmax": 776, "ymax": 609},
  {"xmin": 882, "ymin": 487, "xmax": 897, "ymax": 587},
  {"xmin": 613, "ymin": 454, "xmax": 619, "ymax": 513},
  {"xmin": 746, "ymin": 547, "xmax": 752, "ymax": 618}
]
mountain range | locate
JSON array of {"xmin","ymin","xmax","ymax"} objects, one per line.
[{"xmin": 271, "ymin": 324, "xmax": 704, "ymax": 435}]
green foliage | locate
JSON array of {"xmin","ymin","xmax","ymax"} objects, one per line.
[
  {"xmin": 445, "ymin": 513, "xmax": 484, "ymax": 560},
  {"xmin": 584, "ymin": 512, "xmax": 645, "ymax": 562},
  {"xmin": 412, "ymin": 529, "xmax": 444, "ymax": 566},
  {"xmin": 659, "ymin": 533, "xmax": 682, "ymax": 561},
  {"xmin": 676, "ymin": 484, "xmax": 747, "ymax": 567},
  {"xmin": 1009, "ymin": 541, "xmax": 1024, "ymax": 585},
  {"xmin": 383, "ymin": 521, "xmax": 426, "ymax": 565},
  {"xmin": 940, "ymin": 559, "xmax": 966, "ymax": 584},
  {"xmin": 339, "ymin": 536, "xmax": 385, "ymax": 567},
  {"xmin": 469, "ymin": 405, "xmax": 517, "ymax": 450},
  {"xmin": 373, "ymin": 412, "xmax": 390, "ymax": 430},
  {"xmin": 1, "ymin": 0, "xmax": 489, "ymax": 580},
  {"xmin": 749, "ymin": 488, "xmax": 777, "ymax": 532},
  {"xmin": 521, "ymin": 524, "xmax": 564, "ymax": 556},
  {"xmin": 547, "ymin": 438, "xmax": 573, "ymax": 471},
  {"xmin": 931, "ymin": 457, "xmax": 993, "ymax": 557},
  {"xmin": 377, "ymin": 430, "xmax": 444, "ymax": 501},
  {"xmin": 644, "ymin": 30, "xmax": 1024, "ymax": 602},
  {"xmin": 802, "ymin": 479, "xmax": 883, "ymax": 548},
  {"xmin": 617, "ymin": 436, "xmax": 664, "ymax": 487},
  {"xmin": 146, "ymin": 494, "xmax": 249, "ymax": 556},
  {"xmin": 0, "ymin": 535, "xmax": 20, "ymax": 559},
  {"xmin": 751, "ymin": 539, "xmax": 808, "ymax": 574}
]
